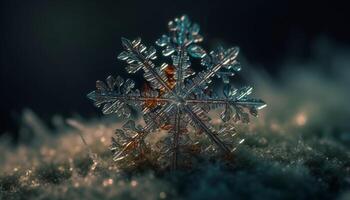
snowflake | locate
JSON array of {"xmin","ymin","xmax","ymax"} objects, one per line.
[{"xmin": 87, "ymin": 15, "xmax": 266, "ymax": 169}]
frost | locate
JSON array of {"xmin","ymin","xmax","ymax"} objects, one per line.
[{"xmin": 87, "ymin": 15, "xmax": 266, "ymax": 169}]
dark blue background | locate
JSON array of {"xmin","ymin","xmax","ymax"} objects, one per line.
[{"xmin": 1, "ymin": 0, "xmax": 349, "ymax": 134}]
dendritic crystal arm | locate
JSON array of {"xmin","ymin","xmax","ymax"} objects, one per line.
[
  {"xmin": 87, "ymin": 75, "xmax": 173, "ymax": 117},
  {"xmin": 171, "ymin": 107, "xmax": 181, "ymax": 170},
  {"xmin": 183, "ymin": 47, "xmax": 240, "ymax": 97},
  {"xmin": 186, "ymin": 86, "xmax": 266, "ymax": 123},
  {"xmin": 183, "ymin": 105, "xmax": 231, "ymax": 153},
  {"xmin": 118, "ymin": 37, "xmax": 176, "ymax": 95},
  {"xmin": 156, "ymin": 15, "xmax": 205, "ymax": 93},
  {"xmin": 111, "ymin": 104, "xmax": 175, "ymax": 162}
]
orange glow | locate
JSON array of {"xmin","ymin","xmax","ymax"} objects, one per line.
[
  {"xmin": 160, "ymin": 124, "xmax": 173, "ymax": 130},
  {"xmin": 295, "ymin": 112, "xmax": 307, "ymax": 126},
  {"xmin": 142, "ymin": 84, "xmax": 159, "ymax": 109},
  {"xmin": 163, "ymin": 65, "xmax": 176, "ymax": 90},
  {"xmin": 142, "ymin": 65, "xmax": 177, "ymax": 131}
]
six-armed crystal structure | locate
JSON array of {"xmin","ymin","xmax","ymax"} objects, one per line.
[{"xmin": 88, "ymin": 15, "xmax": 266, "ymax": 169}]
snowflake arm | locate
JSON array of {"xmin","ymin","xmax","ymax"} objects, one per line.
[
  {"xmin": 182, "ymin": 105, "xmax": 231, "ymax": 153},
  {"xmin": 87, "ymin": 75, "xmax": 171, "ymax": 117},
  {"xmin": 110, "ymin": 103, "xmax": 176, "ymax": 162},
  {"xmin": 156, "ymin": 15, "xmax": 205, "ymax": 94},
  {"xmin": 118, "ymin": 37, "xmax": 176, "ymax": 95},
  {"xmin": 110, "ymin": 120, "xmax": 148, "ymax": 162},
  {"xmin": 183, "ymin": 47, "xmax": 240, "ymax": 97},
  {"xmin": 186, "ymin": 86, "xmax": 266, "ymax": 123},
  {"xmin": 171, "ymin": 107, "xmax": 181, "ymax": 170}
]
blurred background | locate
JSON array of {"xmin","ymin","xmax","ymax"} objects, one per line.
[
  {"xmin": 1, "ymin": 1, "xmax": 350, "ymax": 199},
  {"xmin": 1, "ymin": 0, "xmax": 349, "ymax": 136}
]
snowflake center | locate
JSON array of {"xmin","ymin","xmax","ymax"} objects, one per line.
[{"xmin": 171, "ymin": 96, "xmax": 186, "ymax": 106}]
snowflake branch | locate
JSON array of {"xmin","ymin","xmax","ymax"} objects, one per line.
[
  {"xmin": 186, "ymin": 98, "xmax": 266, "ymax": 109},
  {"xmin": 174, "ymin": 47, "xmax": 186, "ymax": 94},
  {"xmin": 119, "ymin": 38, "xmax": 176, "ymax": 94},
  {"xmin": 112, "ymin": 132, "xmax": 143, "ymax": 162},
  {"xmin": 87, "ymin": 90, "xmax": 173, "ymax": 116},
  {"xmin": 112, "ymin": 104, "xmax": 175, "ymax": 162},
  {"xmin": 143, "ymin": 104, "xmax": 175, "ymax": 131},
  {"xmin": 171, "ymin": 107, "xmax": 181, "ymax": 170},
  {"xmin": 89, "ymin": 91, "xmax": 172, "ymax": 104},
  {"xmin": 183, "ymin": 105, "xmax": 231, "ymax": 154},
  {"xmin": 183, "ymin": 47, "xmax": 239, "ymax": 97}
]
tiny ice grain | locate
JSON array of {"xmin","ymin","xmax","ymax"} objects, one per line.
[{"xmin": 87, "ymin": 15, "xmax": 266, "ymax": 169}]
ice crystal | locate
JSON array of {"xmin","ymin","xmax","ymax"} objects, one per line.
[{"xmin": 87, "ymin": 15, "xmax": 266, "ymax": 169}]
